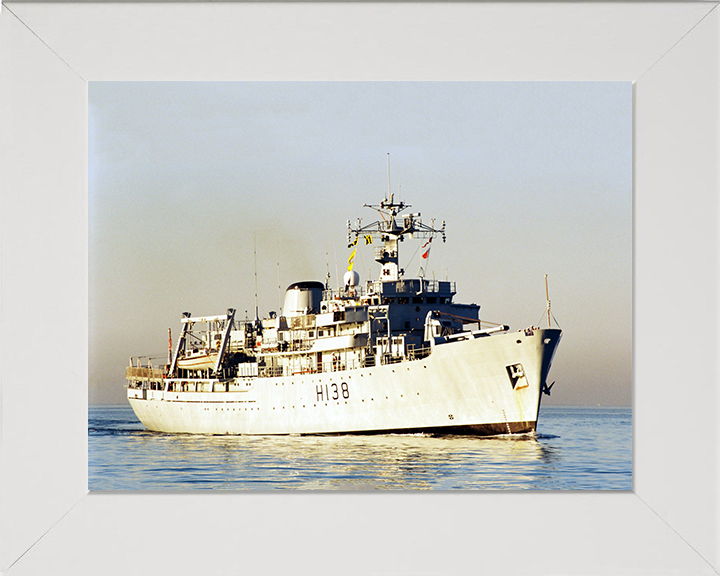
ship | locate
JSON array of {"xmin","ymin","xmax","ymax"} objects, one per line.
[{"xmin": 126, "ymin": 190, "xmax": 562, "ymax": 436}]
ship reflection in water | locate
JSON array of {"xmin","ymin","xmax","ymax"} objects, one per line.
[
  {"xmin": 89, "ymin": 405, "xmax": 637, "ymax": 491},
  {"xmin": 141, "ymin": 432, "xmax": 558, "ymax": 490}
]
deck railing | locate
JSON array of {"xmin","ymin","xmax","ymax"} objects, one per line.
[
  {"xmin": 126, "ymin": 366, "xmax": 165, "ymax": 379},
  {"xmin": 127, "ymin": 342, "xmax": 434, "ymax": 385}
]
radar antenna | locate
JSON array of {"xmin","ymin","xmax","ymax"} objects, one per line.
[{"xmin": 348, "ymin": 179, "xmax": 445, "ymax": 282}]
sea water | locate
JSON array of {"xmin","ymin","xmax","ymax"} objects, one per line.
[{"xmin": 88, "ymin": 404, "xmax": 631, "ymax": 490}]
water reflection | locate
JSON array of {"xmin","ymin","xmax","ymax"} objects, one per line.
[
  {"xmin": 118, "ymin": 431, "xmax": 559, "ymax": 490},
  {"xmin": 89, "ymin": 405, "xmax": 631, "ymax": 490}
]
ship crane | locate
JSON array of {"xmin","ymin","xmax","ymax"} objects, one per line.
[{"xmin": 348, "ymin": 192, "xmax": 446, "ymax": 282}]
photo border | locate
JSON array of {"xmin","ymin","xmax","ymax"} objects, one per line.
[{"xmin": 1, "ymin": 2, "xmax": 718, "ymax": 574}]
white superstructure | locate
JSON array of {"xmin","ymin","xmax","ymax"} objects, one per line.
[{"xmin": 127, "ymin": 190, "xmax": 562, "ymax": 436}]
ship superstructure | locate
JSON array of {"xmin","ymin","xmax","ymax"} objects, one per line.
[{"xmin": 127, "ymin": 190, "xmax": 561, "ymax": 436}]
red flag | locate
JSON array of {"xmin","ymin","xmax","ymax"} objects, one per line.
[{"xmin": 422, "ymin": 236, "xmax": 433, "ymax": 259}]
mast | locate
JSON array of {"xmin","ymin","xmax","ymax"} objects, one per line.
[
  {"xmin": 325, "ymin": 243, "xmax": 331, "ymax": 290},
  {"xmin": 253, "ymin": 232, "xmax": 259, "ymax": 321},
  {"xmin": 277, "ymin": 241, "xmax": 282, "ymax": 314},
  {"xmin": 545, "ymin": 274, "xmax": 551, "ymax": 327},
  {"xmin": 348, "ymin": 194, "xmax": 445, "ymax": 282}
]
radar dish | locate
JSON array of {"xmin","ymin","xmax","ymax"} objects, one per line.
[{"xmin": 343, "ymin": 270, "xmax": 360, "ymax": 287}]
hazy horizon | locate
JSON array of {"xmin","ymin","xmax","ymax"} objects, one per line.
[{"xmin": 89, "ymin": 81, "xmax": 632, "ymax": 407}]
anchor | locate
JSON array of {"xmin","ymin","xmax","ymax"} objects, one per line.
[{"xmin": 542, "ymin": 380, "xmax": 555, "ymax": 396}]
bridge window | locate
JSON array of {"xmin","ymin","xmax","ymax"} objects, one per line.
[
  {"xmin": 412, "ymin": 297, "xmax": 423, "ymax": 304},
  {"xmin": 426, "ymin": 297, "xmax": 437, "ymax": 304}
]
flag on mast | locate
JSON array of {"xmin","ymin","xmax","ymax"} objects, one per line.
[
  {"xmin": 347, "ymin": 248, "xmax": 357, "ymax": 271},
  {"xmin": 421, "ymin": 237, "xmax": 433, "ymax": 259}
]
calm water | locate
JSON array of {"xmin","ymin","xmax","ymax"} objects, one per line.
[{"xmin": 89, "ymin": 404, "xmax": 631, "ymax": 490}]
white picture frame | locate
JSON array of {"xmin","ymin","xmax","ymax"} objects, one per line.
[{"xmin": 1, "ymin": 3, "xmax": 718, "ymax": 574}]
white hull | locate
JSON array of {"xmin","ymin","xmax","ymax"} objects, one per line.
[{"xmin": 127, "ymin": 328, "xmax": 561, "ymax": 436}]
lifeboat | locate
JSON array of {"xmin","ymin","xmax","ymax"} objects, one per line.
[{"xmin": 176, "ymin": 349, "xmax": 218, "ymax": 371}]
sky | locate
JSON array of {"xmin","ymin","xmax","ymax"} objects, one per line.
[{"xmin": 89, "ymin": 81, "xmax": 632, "ymax": 406}]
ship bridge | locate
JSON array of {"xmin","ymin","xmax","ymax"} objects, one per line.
[
  {"xmin": 321, "ymin": 278, "xmax": 456, "ymax": 304},
  {"xmin": 371, "ymin": 278, "xmax": 455, "ymax": 302}
]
